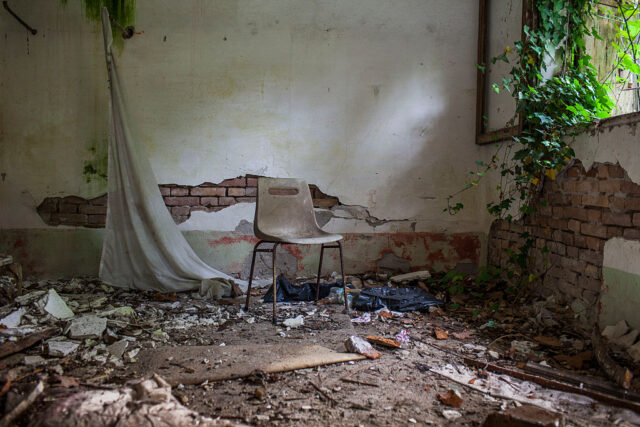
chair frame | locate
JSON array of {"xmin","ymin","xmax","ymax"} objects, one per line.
[{"xmin": 244, "ymin": 239, "xmax": 349, "ymax": 324}]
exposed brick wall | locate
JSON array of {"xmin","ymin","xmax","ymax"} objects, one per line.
[
  {"xmin": 488, "ymin": 160, "xmax": 640, "ymax": 309},
  {"xmin": 36, "ymin": 176, "xmax": 340, "ymax": 228}
]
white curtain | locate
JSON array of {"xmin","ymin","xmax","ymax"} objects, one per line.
[{"xmin": 99, "ymin": 8, "xmax": 242, "ymax": 292}]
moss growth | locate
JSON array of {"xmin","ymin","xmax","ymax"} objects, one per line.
[
  {"xmin": 83, "ymin": 138, "xmax": 108, "ymax": 184},
  {"xmin": 61, "ymin": 0, "xmax": 135, "ymax": 44}
]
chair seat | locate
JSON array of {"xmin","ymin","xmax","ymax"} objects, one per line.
[{"xmin": 255, "ymin": 230, "xmax": 342, "ymax": 245}]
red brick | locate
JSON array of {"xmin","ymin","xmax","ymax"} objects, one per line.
[
  {"xmin": 164, "ymin": 197, "xmax": 200, "ymax": 206},
  {"xmin": 61, "ymin": 195, "xmax": 86, "ymax": 204},
  {"xmin": 245, "ymin": 187, "xmax": 257, "ymax": 197},
  {"xmin": 171, "ymin": 206, "xmax": 191, "ymax": 216},
  {"xmin": 548, "ymin": 193, "xmax": 569, "ymax": 205},
  {"xmin": 582, "ymin": 194, "xmax": 609, "ymax": 208},
  {"xmin": 565, "ymin": 207, "xmax": 589, "ymax": 221},
  {"xmin": 570, "ymin": 194, "xmax": 583, "ymax": 206},
  {"xmin": 246, "ymin": 177, "xmax": 258, "ymax": 187},
  {"xmin": 87, "ymin": 214, "xmax": 106, "ymax": 225},
  {"xmin": 568, "ymin": 219, "xmax": 581, "ymax": 234},
  {"xmin": 59, "ymin": 203, "xmax": 78, "ymax": 213},
  {"xmin": 607, "ymin": 227, "xmax": 624, "ymax": 238},
  {"xmin": 548, "ymin": 218, "xmax": 568, "ymax": 230},
  {"xmin": 624, "ymin": 228, "xmax": 640, "ymax": 239},
  {"xmin": 313, "ymin": 198, "xmax": 339, "ymax": 207},
  {"xmin": 581, "ymin": 223, "xmax": 607, "ymax": 238},
  {"xmin": 218, "ymin": 197, "xmax": 237, "ymax": 206},
  {"xmin": 626, "ymin": 197, "xmax": 640, "ymax": 211},
  {"xmin": 610, "ymin": 196, "xmax": 627, "ymax": 212},
  {"xmin": 582, "ymin": 289, "xmax": 599, "ymax": 305},
  {"xmin": 200, "ymin": 197, "xmax": 219, "ymax": 206},
  {"xmin": 50, "ymin": 213, "xmax": 88, "ymax": 225},
  {"xmin": 567, "ymin": 246, "xmax": 579, "ymax": 257},
  {"xmin": 538, "ymin": 205, "xmax": 553, "ymax": 217},
  {"xmin": 585, "ymin": 236, "xmax": 604, "ymax": 251},
  {"xmin": 587, "ymin": 209, "xmax": 602, "ymax": 222},
  {"xmin": 191, "ymin": 187, "xmax": 225, "ymax": 196},
  {"xmin": 599, "ymin": 181, "xmax": 622, "ymax": 194},
  {"xmin": 89, "ymin": 195, "xmax": 108, "ymax": 205},
  {"xmin": 37, "ymin": 198, "xmax": 59, "ymax": 213},
  {"xmin": 562, "ymin": 181, "xmax": 576, "ymax": 191},
  {"xmin": 227, "ymin": 187, "xmax": 245, "ymax": 197},
  {"xmin": 159, "ymin": 186, "xmax": 171, "ymax": 196},
  {"xmin": 586, "ymin": 168, "xmax": 598, "ymax": 178},
  {"xmin": 574, "ymin": 235, "xmax": 587, "ymax": 249},
  {"xmin": 607, "ymin": 164, "xmax": 626, "ymax": 179},
  {"xmin": 567, "ymin": 166, "xmax": 583, "ymax": 178},
  {"xmin": 170, "ymin": 187, "xmax": 189, "ymax": 196},
  {"xmin": 579, "ymin": 249, "xmax": 602, "ymax": 265},
  {"xmin": 584, "ymin": 263, "xmax": 600, "ymax": 279},
  {"xmin": 621, "ymin": 181, "xmax": 640, "ymax": 195},
  {"xmin": 219, "ymin": 177, "xmax": 246, "ymax": 187},
  {"xmin": 552, "ymin": 207, "xmax": 564, "ymax": 217},
  {"xmin": 634, "ymin": 213, "xmax": 640, "ymax": 227},
  {"xmin": 575, "ymin": 180, "xmax": 599, "ymax": 193},
  {"xmin": 79, "ymin": 204, "xmax": 107, "ymax": 215},
  {"xmin": 580, "ymin": 276, "xmax": 602, "ymax": 292},
  {"xmin": 596, "ymin": 164, "xmax": 609, "ymax": 178},
  {"xmin": 602, "ymin": 212, "xmax": 632, "ymax": 227},
  {"xmin": 236, "ymin": 197, "xmax": 256, "ymax": 203}
]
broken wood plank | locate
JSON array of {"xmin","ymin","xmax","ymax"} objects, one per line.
[
  {"xmin": 461, "ymin": 357, "xmax": 640, "ymax": 413},
  {"xmin": 592, "ymin": 325, "xmax": 633, "ymax": 389},
  {"xmin": 521, "ymin": 361, "xmax": 640, "ymax": 402},
  {"xmin": 0, "ymin": 327, "xmax": 58, "ymax": 359}
]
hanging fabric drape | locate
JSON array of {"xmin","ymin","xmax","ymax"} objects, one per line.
[{"xmin": 99, "ymin": 8, "xmax": 242, "ymax": 292}]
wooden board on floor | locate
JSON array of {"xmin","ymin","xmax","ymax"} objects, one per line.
[{"xmin": 136, "ymin": 344, "xmax": 366, "ymax": 386}]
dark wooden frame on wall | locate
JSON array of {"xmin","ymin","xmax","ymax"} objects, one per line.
[{"xmin": 476, "ymin": 0, "xmax": 537, "ymax": 145}]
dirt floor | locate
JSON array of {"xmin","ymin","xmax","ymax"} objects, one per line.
[{"xmin": 0, "ymin": 275, "xmax": 639, "ymax": 426}]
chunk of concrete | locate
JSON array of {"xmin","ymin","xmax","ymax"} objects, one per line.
[
  {"xmin": 390, "ymin": 270, "xmax": 432, "ymax": 283},
  {"xmin": 23, "ymin": 355, "xmax": 45, "ymax": 366},
  {"xmin": 602, "ymin": 320, "xmax": 629, "ymax": 340},
  {"xmin": 483, "ymin": 405, "xmax": 564, "ymax": 427},
  {"xmin": 66, "ymin": 315, "xmax": 107, "ymax": 340},
  {"xmin": 0, "ymin": 308, "xmax": 24, "ymax": 328},
  {"xmin": 107, "ymin": 340, "xmax": 129, "ymax": 359},
  {"xmin": 612, "ymin": 329, "xmax": 640, "ymax": 349},
  {"xmin": 48, "ymin": 340, "xmax": 79, "ymax": 357},
  {"xmin": 44, "ymin": 289, "xmax": 75, "ymax": 319},
  {"xmin": 628, "ymin": 341, "xmax": 640, "ymax": 362}
]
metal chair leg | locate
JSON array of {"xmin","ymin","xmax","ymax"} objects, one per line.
[
  {"xmin": 338, "ymin": 241, "xmax": 349, "ymax": 314},
  {"xmin": 315, "ymin": 244, "xmax": 326, "ymax": 300},
  {"xmin": 272, "ymin": 243, "xmax": 279, "ymax": 324},
  {"xmin": 244, "ymin": 240, "xmax": 264, "ymax": 311}
]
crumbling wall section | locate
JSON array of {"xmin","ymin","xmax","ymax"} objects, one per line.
[
  {"xmin": 488, "ymin": 160, "xmax": 640, "ymax": 311},
  {"xmin": 36, "ymin": 176, "xmax": 339, "ymax": 227}
]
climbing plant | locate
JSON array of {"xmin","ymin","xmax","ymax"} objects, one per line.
[{"xmin": 445, "ymin": 0, "xmax": 640, "ymax": 285}]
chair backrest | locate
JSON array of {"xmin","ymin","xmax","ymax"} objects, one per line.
[{"xmin": 254, "ymin": 177, "xmax": 321, "ymax": 239}]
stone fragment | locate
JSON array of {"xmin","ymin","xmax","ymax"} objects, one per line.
[
  {"xmin": 23, "ymin": 355, "xmax": 45, "ymax": 366},
  {"xmin": 106, "ymin": 340, "xmax": 129, "ymax": 359},
  {"xmin": 613, "ymin": 329, "xmax": 640, "ymax": 349},
  {"xmin": 442, "ymin": 410, "xmax": 462, "ymax": 421},
  {"xmin": 482, "ymin": 404, "xmax": 564, "ymax": 427},
  {"xmin": 44, "ymin": 289, "xmax": 75, "ymax": 319},
  {"xmin": 0, "ymin": 308, "xmax": 24, "ymax": 328},
  {"xmin": 48, "ymin": 340, "xmax": 80, "ymax": 357},
  {"xmin": 390, "ymin": 270, "xmax": 432, "ymax": 283},
  {"xmin": 628, "ymin": 341, "xmax": 640, "ymax": 362},
  {"xmin": 602, "ymin": 320, "xmax": 629, "ymax": 340},
  {"xmin": 344, "ymin": 335, "xmax": 380, "ymax": 359},
  {"xmin": 66, "ymin": 315, "xmax": 107, "ymax": 340}
]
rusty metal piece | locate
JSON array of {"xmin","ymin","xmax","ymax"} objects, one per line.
[{"xmin": 2, "ymin": 1, "xmax": 37, "ymax": 35}]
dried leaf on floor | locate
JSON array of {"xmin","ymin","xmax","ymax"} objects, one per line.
[
  {"xmin": 434, "ymin": 328, "xmax": 449, "ymax": 340},
  {"xmin": 437, "ymin": 389, "xmax": 463, "ymax": 407}
]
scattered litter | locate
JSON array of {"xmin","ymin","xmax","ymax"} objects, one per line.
[
  {"xmin": 366, "ymin": 336, "xmax": 401, "ymax": 349},
  {"xmin": 263, "ymin": 276, "xmax": 337, "ymax": 302},
  {"xmin": 353, "ymin": 286, "xmax": 444, "ymax": 312},
  {"xmin": 442, "ymin": 409, "xmax": 462, "ymax": 420},
  {"xmin": 23, "ymin": 355, "xmax": 45, "ymax": 365},
  {"xmin": 283, "ymin": 315, "xmax": 305, "ymax": 328},
  {"xmin": 395, "ymin": 330, "xmax": 410, "ymax": 343},
  {"xmin": 351, "ymin": 313, "xmax": 371, "ymax": 323},
  {"xmin": 437, "ymin": 389, "xmax": 463, "ymax": 407},
  {"xmin": 106, "ymin": 340, "xmax": 129, "ymax": 358},
  {"xmin": 199, "ymin": 278, "xmax": 235, "ymax": 299},
  {"xmin": 344, "ymin": 336, "xmax": 381, "ymax": 359},
  {"xmin": 43, "ymin": 289, "xmax": 75, "ymax": 319},
  {"xmin": 510, "ymin": 340, "xmax": 538, "ymax": 356},
  {"xmin": 612, "ymin": 329, "xmax": 639, "ymax": 348},
  {"xmin": 451, "ymin": 331, "xmax": 474, "ymax": 340}
]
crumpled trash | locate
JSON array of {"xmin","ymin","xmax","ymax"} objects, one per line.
[
  {"xmin": 353, "ymin": 286, "xmax": 444, "ymax": 312},
  {"xmin": 395, "ymin": 329, "xmax": 410, "ymax": 343},
  {"xmin": 350, "ymin": 313, "xmax": 371, "ymax": 323},
  {"xmin": 263, "ymin": 276, "xmax": 341, "ymax": 303},
  {"xmin": 282, "ymin": 315, "xmax": 304, "ymax": 328},
  {"xmin": 31, "ymin": 374, "xmax": 235, "ymax": 427},
  {"xmin": 199, "ymin": 278, "xmax": 235, "ymax": 300}
]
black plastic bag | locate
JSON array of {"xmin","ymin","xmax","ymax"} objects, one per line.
[
  {"xmin": 353, "ymin": 286, "xmax": 444, "ymax": 312},
  {"xmin": 262, "ymin": 276, "xmax": 340, "ymax": 302}
]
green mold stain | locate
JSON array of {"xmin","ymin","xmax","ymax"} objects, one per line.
[
  {"xmin": 61, "ymin": 0, "xmax": 136, "ymax": 48},
  {"xmin": 83, "ymin": 138, "xmax": 108, "ymax": 187}
]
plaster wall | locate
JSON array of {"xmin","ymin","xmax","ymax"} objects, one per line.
[{"xmin": 1, "ymin": 0, "xmax": 499, "ymax": 277}]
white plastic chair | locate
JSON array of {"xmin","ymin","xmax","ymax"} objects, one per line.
[{"xmin": 244, "ymin": 177, "xmax": 349, "ymax": 323}]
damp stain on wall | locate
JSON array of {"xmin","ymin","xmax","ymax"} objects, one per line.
[{"xmin": 83, "ymin": 138, "xmax": 108, "ymax": 186}]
